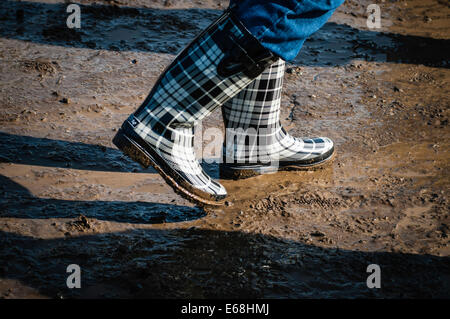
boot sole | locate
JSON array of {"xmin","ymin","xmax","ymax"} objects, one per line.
[
  {"xmin": 219, "ymin": 148, "xmax": 336, "ymax": 180},
  {"xmin": 113, "ymin": 129, "xmax": 225, "ymax": 207}
]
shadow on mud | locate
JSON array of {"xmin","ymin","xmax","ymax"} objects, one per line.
[
  {"xmin": 0, "ymin": 132, "xmax": 220, "ymax": 178},
  {"xmin": 0, "ymin": 226, "xmax": 449, "ymax": 298},
  {"xmin": 0, "ymin": 131, "xmax": 217, "ymax": 224},
  {"xmin": 0, "ymin": 131, "xmax": 145, "ymax": 173},
  {"xmin": 0, "ymin": 174, "xmax": 206, "ymax": 223},
  {"xmin": 0, "ymin": 0, "xmax": 448, "ymax": 68}
]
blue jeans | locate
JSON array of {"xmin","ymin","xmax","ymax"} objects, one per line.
[{"xmin": 230, "ymin": 0, "xmax": 345, "ymax": 61}]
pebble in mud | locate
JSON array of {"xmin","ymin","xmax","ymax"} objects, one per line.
[{"xmin": 66, "ymin": 215, "xmax": 94, "ymax": 232}]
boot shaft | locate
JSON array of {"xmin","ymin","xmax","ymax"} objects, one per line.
[
  {"xmin": 223, "ymin": 59, "xmax": 285, "ymax": 130},
  {"xmin": 222, "ymin": 59, "xmax": 286, "ymax": 164}
]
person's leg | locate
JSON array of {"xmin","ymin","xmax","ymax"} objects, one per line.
[
  {"xmin": 114, "ymin": 1, "xmax": 345, "ymax": 204},
  {"xmin": 220, "ymin": 0, "xmax": 344, "ymax": 179},
  {"xmin": 113, "ymin": 10, "xmax": 277, "ymax": 206},
  {"xmin": 229, "ymin": 0, "xmax": 345, "ymax": 62}
]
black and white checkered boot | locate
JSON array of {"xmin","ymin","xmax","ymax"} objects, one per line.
[
  {"xmin": 113, "ymin": 10, "xmax": 277, "ymax": 205},
  {"xmin": 220, "ymin": 59, "xmax": 335, "ymax": 179}
]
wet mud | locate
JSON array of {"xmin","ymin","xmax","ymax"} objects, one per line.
[{"xmin": 0, "ymin": 0, "xmax": 449, "ymax": 298}]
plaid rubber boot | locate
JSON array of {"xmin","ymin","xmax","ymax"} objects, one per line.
[
  {"xmin": 112, "ymin": 10, "xmax": 277, "ymax": 206},
  {"xmin": 220, "ymin": 59, "xmax": 335, "ymax": 179}
]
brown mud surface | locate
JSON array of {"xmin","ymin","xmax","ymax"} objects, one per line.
[{"xmin": 0, "ymin": 0, "xmax": 449, "ymax": 298}]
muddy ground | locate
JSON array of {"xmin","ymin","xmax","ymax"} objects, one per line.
[{"xmin": 0, "ymin": 0, "xmax": 449, "ymax": 298}]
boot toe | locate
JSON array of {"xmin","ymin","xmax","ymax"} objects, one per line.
[
  {"xmin": 200, "ymin": 176, "xmax": 227, "ymax": 198},
  {"xmin": 316, "ymin": 137, "xmax": 334, "ymax": 155},
  {"xmin": 184, "ymin": 171, "xmax": 227, "ymax": 201},
  {"xmin": 210, "ymin": 179, "xmax": 228, "ymax": 198}
]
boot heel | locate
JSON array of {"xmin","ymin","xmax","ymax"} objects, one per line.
[
  {"xmin": 219, "ymin": 165, "xmax": 259, "ymax": 180},
  {"xmin": 112, "ymin": 129, "xmax": 151, "ymax": 169},
  {"xmin": 219, "ymin": 163, "xmax": 278, "ymax": 180}
]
